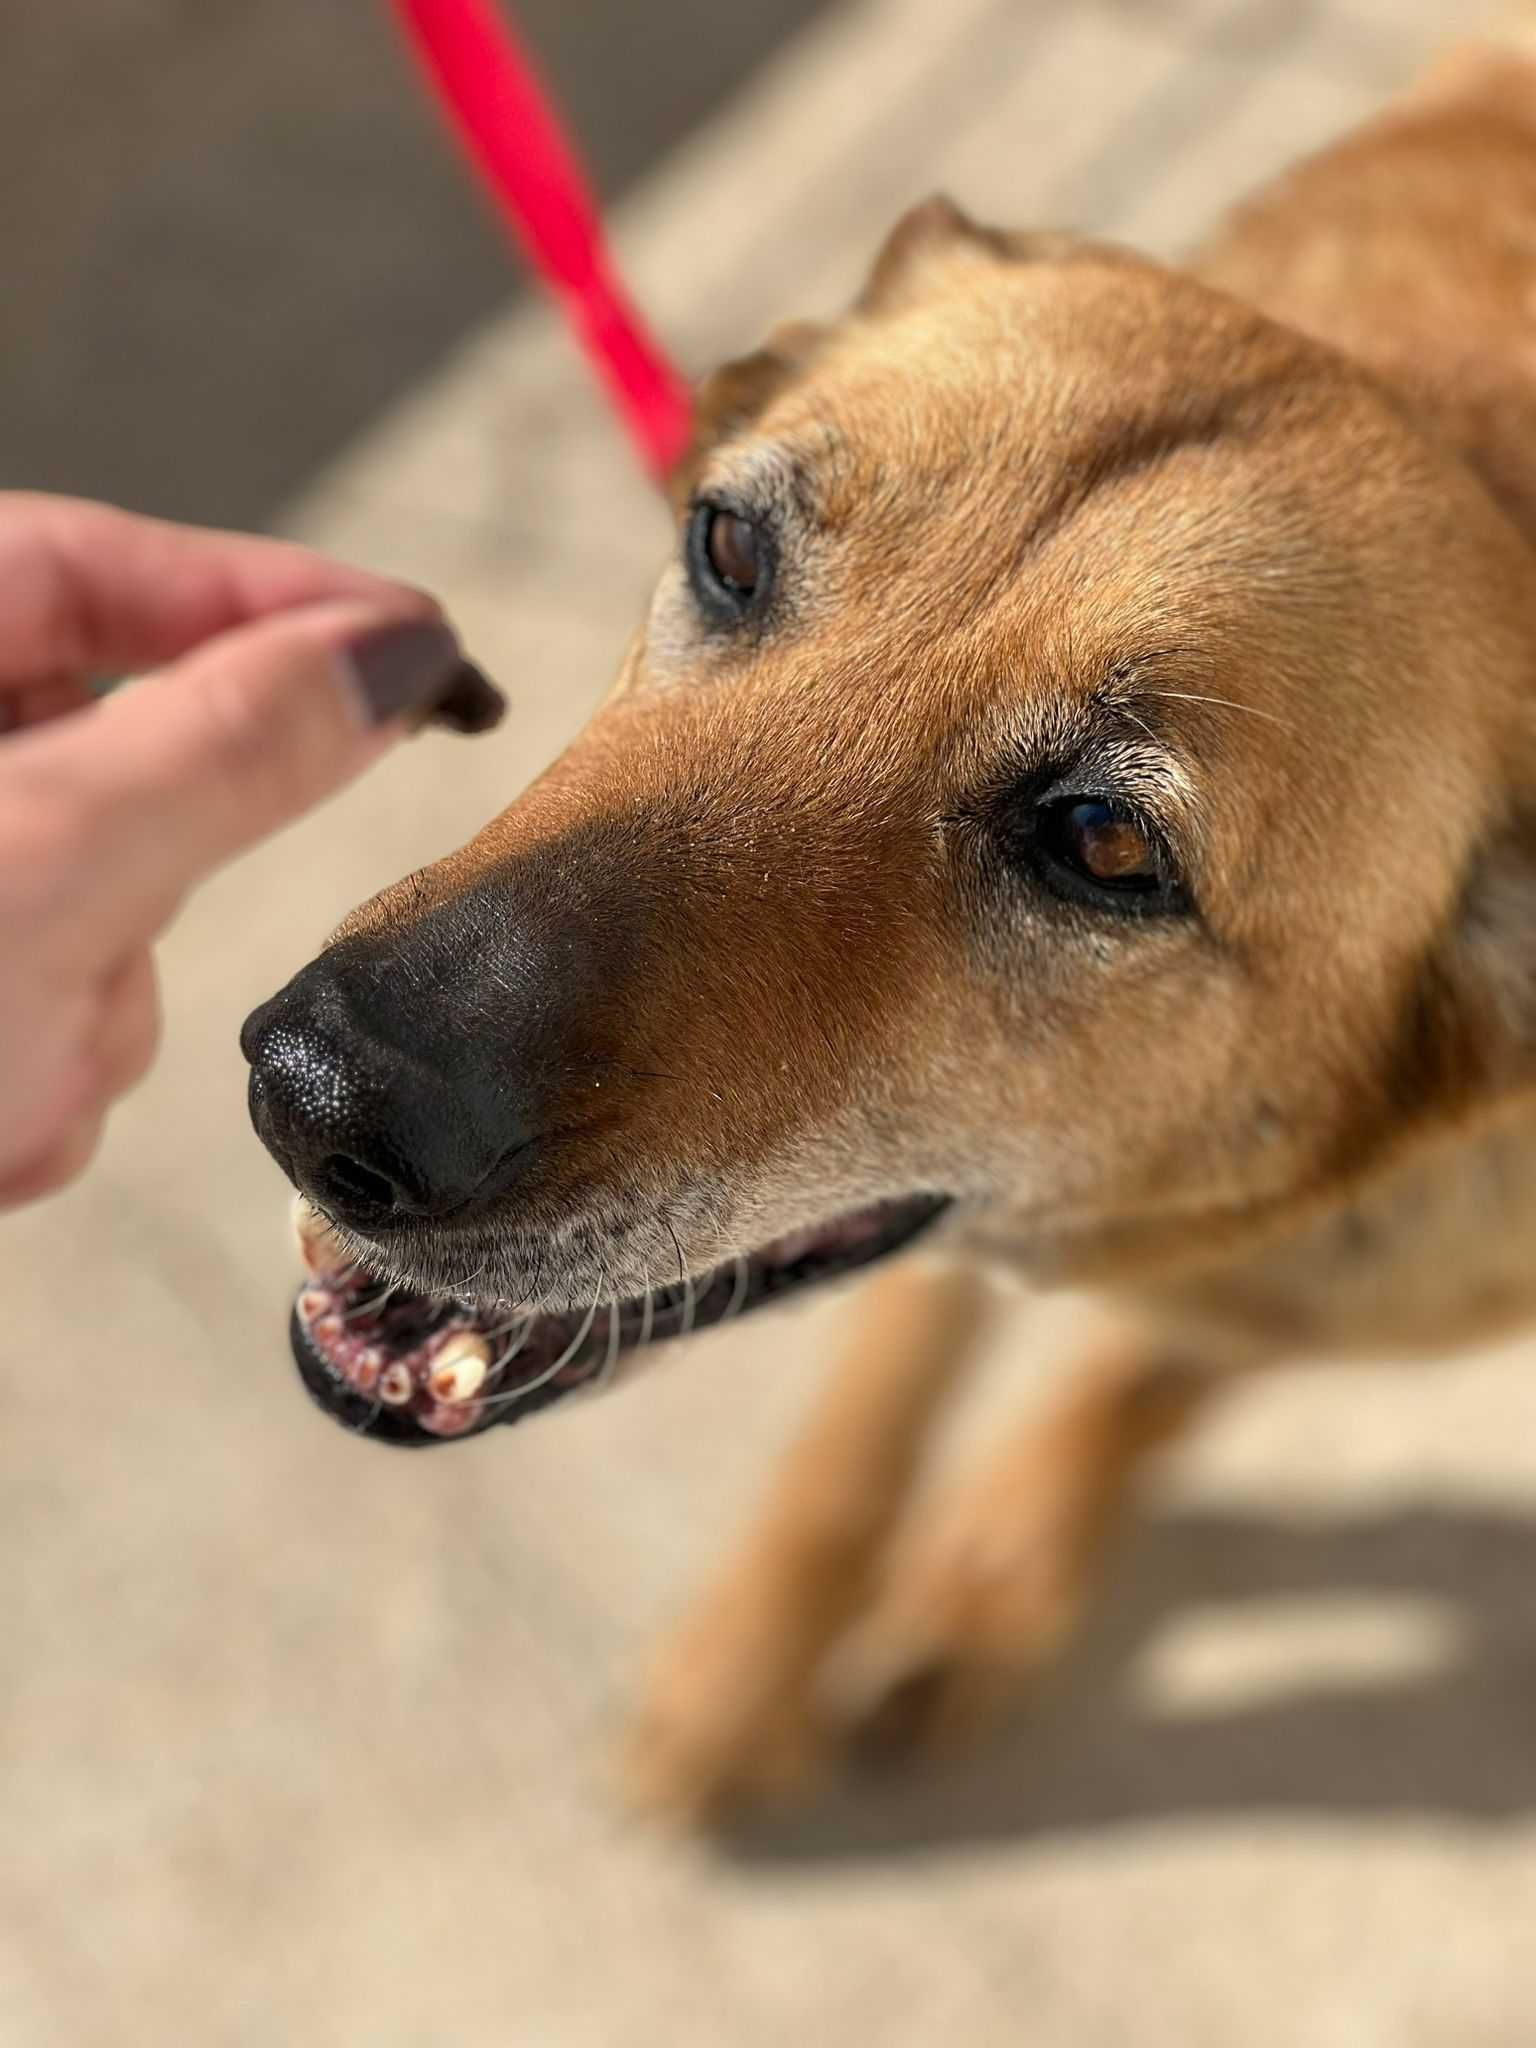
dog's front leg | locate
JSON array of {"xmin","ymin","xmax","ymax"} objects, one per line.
[
  {"xmin": 619, "ymin": 1254, "xmax": 992, "ymax": 1825},
  {"xmin": 831, "ymin": 1333, "xmax": 1222, "ymax": 1760}
]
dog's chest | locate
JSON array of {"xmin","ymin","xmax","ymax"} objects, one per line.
[{"xmin": 1157, "ymin": 1105, "xmax": 1536, "ymax": 1361}]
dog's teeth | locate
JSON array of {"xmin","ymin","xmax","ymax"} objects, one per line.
[
  {"xmin": 427, "ymin": 1334, "xmax": 490, "ymax": 1404},
  {"xmin": 350, "ymin": 1347, "xmax": 385, "ymax": 1394},
  {"xmin": 297, "ymin": 1287, "xmax": 331, "ymax": 1326},
  {"xmin": 292, "ymin": 1195, "xmax": 349, "ymax": 1277},
  {"xmin": 418, "ymin": 1397, "xmax": 483, "ymax": 1438},
  {"xmin": 377, "ymin": 1362, "xmax": 415, "ymax": 1406}
]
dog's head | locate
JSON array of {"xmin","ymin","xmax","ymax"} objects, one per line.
[{"xmin": 245, "ymin": 198, "xmax": 1536, "ymax": 1441}]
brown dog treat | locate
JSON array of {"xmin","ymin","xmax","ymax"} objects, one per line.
[
  {"xmin": 401, "ymin": 660, "xmax": 508, "ymax": 736},
  {"xmin": 426, "ymin": 660, "xmax": 508, "ymax": 735}
]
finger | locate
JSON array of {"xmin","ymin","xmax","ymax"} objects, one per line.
[
  {"xmin": 0, "ymin": 673, "xmax": 95, "ymax": 736},
  {"xmin": 0, "ymin": 957, "xmax": 155, "ymax": 1186},
  {"xmin": 10, "ymin": 602, "xmax": 496, "ymax": 941},
  {"xmin": 0, "ymin": 1112, "xmax": 105, "ymax": 1211},
  {"xmin": 0, "ymin": 492, "xmax": 442, "ymax": 686},
  {"xmin": 90, "ymin": 952, "xmax": 161, "ymax": 1102}
]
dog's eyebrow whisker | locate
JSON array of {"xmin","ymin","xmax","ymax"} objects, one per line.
[
  {"xmin": 678, "ymin": 1267, "xmax": 698, "ymax": 1342},
  {"xmin": 638, "ymin": 1270, "xmax": 656, "ymax": 1351},
  {"xmin": 1139, "ymin": 688, "xmax": 1296, "ymax": 733},
  {"xmin": 1113, "ymin": 703, "xmax": 1162, "ymax": 748},
  {"xmin": 664, "ymin": 1217, "xmax": 686, "ymax": 1287}
]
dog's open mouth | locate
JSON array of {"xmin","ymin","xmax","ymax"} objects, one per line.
[{"xmin": 288, "ymin": 1193, "xmax": 951, "ymax": 1447}]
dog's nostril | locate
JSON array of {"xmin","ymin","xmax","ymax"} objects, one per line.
[{"xmin": 315, "ymin": 1152, "xmax": 400, "ymax": 1214}]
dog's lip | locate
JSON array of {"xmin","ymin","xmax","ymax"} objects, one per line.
[{"xmin": 287, "ymin": 1192, "xmax": 954, "ymax": 1448}]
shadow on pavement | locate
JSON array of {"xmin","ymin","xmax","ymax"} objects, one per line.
[{"xmin": 723, "ymin": 1504, "xmax": 1536, "ymax": 1867}]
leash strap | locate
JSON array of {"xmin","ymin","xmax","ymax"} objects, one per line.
[{"xmin": 387, "ymin": 0, "xmax": 693, "ymax": 481}]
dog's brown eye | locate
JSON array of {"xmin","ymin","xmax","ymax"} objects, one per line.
[
  {"xmin": 1034, "ymin": 797, "xmax": 1165, "ymax": 899},
  {"xmin": 705, "ymin": 510, "xmax": 759, "ymax": 592},
  {"xmin": 687, "ymin": 501, "xmax": 767, "ymax": 616},
  {"xmin": 1060, "ymin": 801, "xmax": 1157, "ymax": 884}
]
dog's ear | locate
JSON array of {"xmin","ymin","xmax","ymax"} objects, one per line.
[
  {"xmin": 856, "ymin": 194, "xmax": 1097, "ymax": 317},
  {"xmin": 666, "ymin": 197, "xmax": 1101, "ymax": 502},
  {"xmin": 855, "ymin": 194, "xmax": 1013, "ymax": 315},
  {"xmin": 1447, "ymin": 815, "xmax": 1536, "ymax": 1089},
  {"xmin": 1387, "ymin": 814, "xmax": 1536, "ymax": 1148},
  {"xmin": 667, "ymin": 318, "xmax": 829, "ymax": 507}
]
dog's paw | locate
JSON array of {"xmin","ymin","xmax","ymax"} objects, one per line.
[
  {"xmin": 830, "ymin": 1498, "xmax": 1092, "ymax": 1765},
  {"xmin": 616, "ymin": 1604, "xmax": 826, "ymax": 1828}
]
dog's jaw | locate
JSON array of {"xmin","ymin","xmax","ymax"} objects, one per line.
[{"xmin": 287, "ymin": 1192, "xmax": 955, "ymax": 1445}]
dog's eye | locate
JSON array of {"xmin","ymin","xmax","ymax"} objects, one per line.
[
  {"xmin": 1041, "ymin": 800, "xmax": 1159, "ymax": 888},
  {"xmin": 687, "ymin": 501, "xmax": 766, "ymax": 614},
  {"xmin": 706, "ymin": 511, "xmax": 759, "ymax": 592},
  {"xmin": 1028, "ymin": 796, "xmax": 1184, "ymax": 913}
]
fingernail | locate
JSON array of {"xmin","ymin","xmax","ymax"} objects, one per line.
[
  {"xmin": 341, "ymin": 620, "xmax": 473, "ymax": 728},
  {"xmin": 423, "ymin": 660, "xmax": 508, "ymax": 735}
]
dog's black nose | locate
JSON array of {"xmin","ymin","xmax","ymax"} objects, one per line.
[{"xmin": 241, "ymin": 939, "xmax": 538, "ymax": 1231}]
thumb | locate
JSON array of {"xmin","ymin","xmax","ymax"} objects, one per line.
[{"xmin": 51, "ymin": 603, "xmax": 503, "ymax": 932}]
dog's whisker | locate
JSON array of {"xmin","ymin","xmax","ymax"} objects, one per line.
[
  {"xmin": 678, "ymin": 1266, "xmax": 698, "ymax": 1341},
  {"xmin": 722, "ymin": 1252, "xmax": 751, "ymax": 1327},
  {"xmin": 340, "ymin": 1282, "xmax": 398, "ymax": 1323},
  {"xmin": 339, "ymin": 1393, "xmax": 385, "ymax": 1435},
  {"xmin": 430, "ymin": 1255, "xmax": 490, "ymax": 1298},
  {"xmin": 479, "ymin": 1293, "xmax": 538, "ymax": 1340},
  {"xmin": 488, "ymin": 1315, "xmax": 537, "ymax": 1375},
  {"xmin": 479, "ymin": 1290, "xmax": 603, "ymax": 1409},
  {"xmin": 592, "ymin": 1299, "xmax": 623, "ymax": 1396},
  {"xmin": 638, "ymin": 1269, "xmax": 656, "ymax": 1351}
]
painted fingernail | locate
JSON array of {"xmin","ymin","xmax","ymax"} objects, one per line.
[
  {"xmin": 342, "ymin": 620, "xmax": 471, "ymax": 728},
  {"xmin": 423, "ymin": 660, "xmax": 507, "ymax": 734}
]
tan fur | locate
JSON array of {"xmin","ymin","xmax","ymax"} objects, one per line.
[{"xmin": 338, "ymin": 39, "xmax": 1536, "ymax": 1817}]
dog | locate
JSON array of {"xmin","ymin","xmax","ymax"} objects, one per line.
[{"xmin": 244, "ymin": 26, "xmax": 1536, "ymax": 1822}]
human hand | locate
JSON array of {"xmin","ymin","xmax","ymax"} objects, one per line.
[{"xmin": 0, "ymin": 492, "xmax": 504, "ymax": 1207}]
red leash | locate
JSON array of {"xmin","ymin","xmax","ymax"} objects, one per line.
[{"xmin": 387, "ymin": 0, "xmax": 693, "ymax": 481}]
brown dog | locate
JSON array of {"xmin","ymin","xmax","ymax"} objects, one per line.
[{"xmin": 244, "ymin": 30, "xmax": 1536, "ymax": 1821}]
